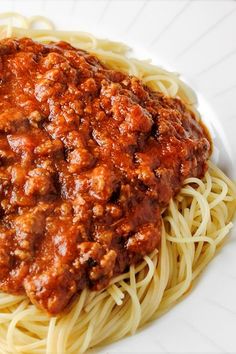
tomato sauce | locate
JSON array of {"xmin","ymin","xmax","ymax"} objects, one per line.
[{"xmin": 0, "ymin": 38, "xmax": 210, "ymax": 314}]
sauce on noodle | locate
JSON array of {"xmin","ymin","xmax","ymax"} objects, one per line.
[{"xmin": 0, "ymin": 38, "xmax": 210, "ymax": 314}]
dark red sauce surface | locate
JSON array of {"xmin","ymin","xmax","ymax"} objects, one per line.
[{"xmin": 0, "ymin": 38, "xmax": 210, "ymax": 314}]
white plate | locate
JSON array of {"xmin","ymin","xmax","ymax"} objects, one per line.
[{"xmin": 1, "ymin": 1, "xmax": 236, "ymax": 353}]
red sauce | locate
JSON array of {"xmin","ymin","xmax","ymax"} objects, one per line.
[{"xmin": 0, "ymin": 38, "xmax": 210, "ymax": 314}]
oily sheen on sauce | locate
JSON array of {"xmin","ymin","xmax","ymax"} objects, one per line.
[{"xmin": 0, "ymin": 38, "xmax": 210, "ymax": 314}]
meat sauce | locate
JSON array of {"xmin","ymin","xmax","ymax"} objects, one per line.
[{"xmin": 0, "ymin": 38, "xmax": 210, "ymax": 314}]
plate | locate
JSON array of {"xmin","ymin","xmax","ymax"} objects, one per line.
[{"xmin": 1, "ymin": 1, "xmax": 236, "ymax": 353}]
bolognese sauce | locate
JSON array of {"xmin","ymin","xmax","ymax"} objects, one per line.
[{"xmin": 0, "ymin": 38, "xmax": 210, "ymax": 314}]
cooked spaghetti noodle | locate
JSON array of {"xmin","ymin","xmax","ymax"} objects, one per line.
[{"xmin": 0, "ymin": 13, "xmax": 235, "ymax": 354}]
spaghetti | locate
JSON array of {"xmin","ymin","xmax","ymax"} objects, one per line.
[{"xmin": 0, "ymin": 13, "xmax": 235, "ymax": 354}]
